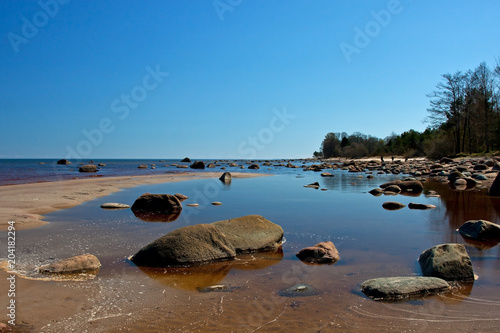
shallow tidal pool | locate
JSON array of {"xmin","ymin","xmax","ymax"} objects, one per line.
[{"xmin": 3, "ymin": 170, "xmax": 500, "ymax": 332}]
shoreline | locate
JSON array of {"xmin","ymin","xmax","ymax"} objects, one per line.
[{"xmin": 0, "ymin": 172, "xmax": 269, "ymax": 231}]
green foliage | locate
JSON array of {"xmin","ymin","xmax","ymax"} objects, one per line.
[{"xmin": 316, "ymin": 60, "xmax": 500, "ymax": 159}]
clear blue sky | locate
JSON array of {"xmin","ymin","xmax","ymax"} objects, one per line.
[{"xmin": 1, "ymin": 0, "xmax": 499, "ymax": 159}]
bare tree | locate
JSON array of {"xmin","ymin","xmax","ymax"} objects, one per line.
[{"xmin": 426, "ymin": 71, "xmax": 466, "ymax": 154}]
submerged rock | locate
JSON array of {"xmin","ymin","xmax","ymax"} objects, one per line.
[
  {"xmin": 418, "ymin": 244, "xmax": 474, "ymax": 282},
  {"xmin": 38, "ymin": 254, "xmax": 101, "ymax": 274},
  {"xmin": 197, "ymin": 284, "xmax": 237, "ymax": 293},
  {"xmin": 279, "ymin": 283, "xmax": 319, "ymax": 297},
  {"xmin": 296, "ymin": 241, "xmax": 339, "ymax": 264},
  {"xmin": 458, "ymin": 220, "xmax": 500, "ymax": 241},
  {"xmin": 131, "ymin": 215, "xmax": 283, "ymax": 267},
  {"xmin": 361, "ymin": 276, "xmax": 450, "ymax": 301}
]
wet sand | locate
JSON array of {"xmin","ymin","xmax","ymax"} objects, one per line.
[{"xmin": 0, "ymin": 172, "xmax": 267, "ymax": 231}]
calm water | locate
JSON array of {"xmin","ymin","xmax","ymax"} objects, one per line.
[
  {"xmin": 0, "ymin": 159, "xmax": 310, "ymax": 185},
  {"xmin": 2, "ymin": 164, "xmax": 500, "ymax": 332}
]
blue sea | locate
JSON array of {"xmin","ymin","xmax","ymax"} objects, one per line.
[{"xmin": 0, "ymin": 158, "xmax": 312, "ymax": 185}]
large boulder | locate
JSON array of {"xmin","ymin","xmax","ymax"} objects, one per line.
[
  {"xmin": 79, "ymin": 164, "xmax": 97, "ymax": 173},
  {"xmin": 248, "ymin": 163, "xmax": 260, "ymax": 170},
  {"xmin": 418, "ymin": 244, "xmax": 474, "ymax": 281},
  {"xmin": 213, "ymin": 215, "xmax": 283, "ymax": 253},
  {"xmin": 296, "ymin": 241, "xmax": 339, "ymax": 264},
  {"xmin": 190, "ymin": 161, "xmax": 205, "ymax": 169},
  {"xmin": 458, "ymin": 220, "xmax": 500, "ymax": 241},
  {"xmin": 181, "ymin": 157, "xmax": 191, "ymax": 163},
  {"xmin": 131, "ymin": 193, "xmax": 182, "ymax": 222},
  {"xmin": 361, "ymin": 276, "xmax": 450, "ymax": 300},
  {"xmin": 38, "ymin": 254, "xmax": 101, "ymax": 274},
  {"xmin": 131, "ymin": 215, "xmax": 283, "ymax": 267},
  {"xmin": 131, "ymin": 224, "xmax": 236, "ymax": 267},
  {"xmin": 489, "ymin": 172, "xmax": 500, "ymax": 196}
]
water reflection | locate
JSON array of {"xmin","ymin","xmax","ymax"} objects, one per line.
[
  {"xmin": 136, "ymin": 250, "xmax": 283, "ymax": 291},
  {"xmin": 425, "ymin": 181, "xmax": 500, "ymax": 230},
  {"xmin": 132, "ymin": 210, "xmax": 181, "ymax": 222},
  {"xmin": 461, "ymin": 236, "xmax": 499, "ymax": 251}
]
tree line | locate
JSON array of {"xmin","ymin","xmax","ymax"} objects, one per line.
[{"xmin": 315, "ymin": 60, "xmax": 500, "ymax": 159}]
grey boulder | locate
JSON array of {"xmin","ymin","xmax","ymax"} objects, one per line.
[
  {"xmin": 458, "ymin": 220, "xmax": 500, "ymax": 241},
  {"xmin": 361, "ymin": 276, "xmax": 450, "ymax": 300},
  {"xmin": 418, "ymin": 244, "xmax": 474, "ymax": 281}
]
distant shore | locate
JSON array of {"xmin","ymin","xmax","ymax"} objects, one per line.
[{"xmin": 0, "ymin": 172, "xmax": 268, "ymax": 231}]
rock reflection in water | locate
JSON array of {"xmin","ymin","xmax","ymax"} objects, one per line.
[
  {"xmin": 137, "ymin": 250, "xmax": 283, "ymax": 291},
  {"xmin": 461, "ymin": 236, "xmax": 499, "ymax": 251},
  {"xmin": 132, "ymin": 210, "xmax": 181, "ymax": 222}
]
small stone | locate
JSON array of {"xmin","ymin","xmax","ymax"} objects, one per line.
[
  {"xmin": 304, "ymin": 182, "xmax": 320, "ymax": 189},
  {"xmin": 219, "ymin": 172, "xmax": 232, "ymax": 184},
  {"xmin": 100, "ymin": 203, "xmax": 131, "ymax": 209},
  {"xmin": 211, "ymin": 202, "xmax": 223, "ymax": 206},
  {"xmin": 369, "ymin": 188, "xmax": 383, "ymax": 196},
  {"xmin": 279, "ymin": 283, "xmax": 319, "ymax": 297},
  {"xmin": 174, "ymin": 193, "xmax": 189, "ymax": 202},
  {"xmin": 408, "ymin": 203, "xmax": 436, "ymax": 210},
  {"xmin": 186, "ymin": 203, "xmax": 199, "ymax": 207},
  {"xmin": 382, "ymin": 202, "xmax": 406, "ymax": 210},
  {"xmin": 79, "ymin": 165, "xmax": 97, "ymax": 173},
  {"xmin": 38, "ymin": 254, "xmax": 101, "ymax": 274}
]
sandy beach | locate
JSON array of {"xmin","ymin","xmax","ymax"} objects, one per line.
[{"xmin": 0, "ymin": 172, "xmax": 267, "ymax": 231}]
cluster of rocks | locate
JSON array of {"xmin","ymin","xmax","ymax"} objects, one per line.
[
  {"xmin": 361, "ymin": 243, "xmax": 475, "ymax": 300},
  {"xmin": 56, "ymin": 159, "xmax": 107, "ymax": 173}
]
